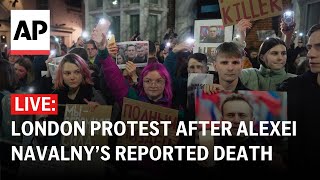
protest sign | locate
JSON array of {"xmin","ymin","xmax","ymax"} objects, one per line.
[
  {"xmin": 256, "ymin": 30, "xmax": 277, "ymax": 41},
  {"xmin": 116, "ymin": 41, "xmax": 149, "ymax": 69},
  {"xmin": 195, "ymin": 90, "xmax": 287, "ymax": 124},
  {"xmin": 187, "ymin": 73, "xmax": 214, "ymax": 96},
  {"xmin": 118, "ymin": 98, "xmax": 179, "ymax": 147},
  {"xmin": 193, "ymin": 19, "xmax": 233, "ymax": 51},
  {"xmin": 219, "ymin": 0, "xmax": 283, "ymax": 26},
  {"xmin": 194, "ymin": 90, "xmax": 287, "ymax": 167},
  {"xmin": 47, "ymin": 56, "xmax": 64, "ymax": 81},
  {"xmin": 61, "ymin": 104, "xmax": 112, "ymax": 146}
]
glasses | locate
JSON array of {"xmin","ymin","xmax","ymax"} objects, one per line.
[{"xmin": 143, "ymin": 79, "xmax": 165, "ymax": 86}]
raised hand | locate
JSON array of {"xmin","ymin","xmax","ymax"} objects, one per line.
[
  {"xmin": 125, "ymin": 61, "xmax": 138, "ymax": 83},
  {"xmin": 172, "ymin": 42, "xmax": 193, "ymax": 53},
  {"xmin": 203, "ymin": 84, "xmax": 225, "ymax": 95},
  {"xmin": 235, "ymin": 19, "xmax": 252, "ymax": 44},
  {"xmin": 107, "ymin": 42, "xmax": 118, "ymax": 57},
  {"xmin": 84, "ymin": 98, "xmax": 100, "ymax": 112},
  {"xmin": 236, "ymin": 19, "xmax": 252, "ymax": 33},
  {"xmin": 280, "ymin": 18, "xmax": 296, "ymax": 36},
  {"xmin": 280, "ymin": 18, "xmax": 296, "ymax": 48}
]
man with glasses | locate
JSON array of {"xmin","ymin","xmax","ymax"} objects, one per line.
[
  {"xmin": 86, "ymin": 40, "xmax": 98, "ymax": 64},
  {"xmin": 142, "ymin": 72, "xmax": 166, "ymax": 103}
]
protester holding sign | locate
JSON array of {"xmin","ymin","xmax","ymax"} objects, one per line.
[
  {"xmin": 94, "ymin": 30, "xmax": 190, "ymax": 178},
  {"xmin": 204, "ymin": 42, "xmax": 250, "ymax": 94},
  {"xmin": 52, "ymin": 53, "xmax": 105, "ymax": 105},
  {"xmin": 33, "ymin": 35, "xmax": 62, "ymax": 82},
  {"xmin": 219, "ymin": 0, "xmax": 283, "ymax": 27},
  {"xmin": 38, "ymin": 53, "xmax": 106, "ymax": 145},
  {"xmin": 163, "ymin": 42, "xmax": 202, "ymax": 109},
  {"xmin": 93, "ymin": 32, "xmax": 176, "ymax": 109},
  {"xmin": 199, "ymin": 42, "xmax": 250, "ymax": 167},
  {"xmin": 163, "ymin": 44, "xmax": 211, "ymax": 164},
  {"xmin": 124, "ymin": 61, "xmax": 139, "ymax": 86},
  {"xmin": 196, "ymin": 92, "xmax": 287, "ymax": 172}
]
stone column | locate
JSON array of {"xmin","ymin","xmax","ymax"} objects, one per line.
[
  {"xmin": 120, "ymin": 1, "xmax": 127, "ymax": 42},
  {"xmin": 84, "ymin": 0, "xmax": 89, "ymax": 31},
  {"xmin": 140, "ymin": 0, "xmax": 149, "ymax": 40},
  {"xmin": 160, "ymin": 1, "xmax": 169, "ymax": 42}
]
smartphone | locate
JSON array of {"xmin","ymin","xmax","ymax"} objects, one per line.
[
  {"xmin": 50, "ymin": 50, "xmax": 56, "ymax": 58},
  {"xmin": 185, "ymin": 37, "xmax": 195, "ymax": 44},
  {"xmin": 283, "ymin": 10, "xmax": 294, "ymax": 26},
  {"xmin": 107, "ymin": 34, "xmax": 116, "ymax": 44},
  {"xmin": 94, "ymin": 18, "xmax": 111, "ymax": 43}
]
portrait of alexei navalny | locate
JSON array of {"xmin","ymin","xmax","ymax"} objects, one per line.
[
  {"xmin": 200, "ymin": 25, "xmax": 224, "ymax": 43},
  {"xmin": 195, "ymin": 90, "xmax": 287, "ymax": 134},
  {"xmin": 116, "ymin": 41, "xmax": 149, "ymax": 69}
]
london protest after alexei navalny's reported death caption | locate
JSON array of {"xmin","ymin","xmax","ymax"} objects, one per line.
[{"xmin": 10, "ymin": 120, "xmax": 296, "ymax": 162}]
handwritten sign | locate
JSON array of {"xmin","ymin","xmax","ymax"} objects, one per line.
[
  {"xmin": 118, "ymin": 98, "xmax": 179, "ymax": 147},
  {"xmin": 187, "ymin": 73, "xmax": 214, "ymax": 95},
  {"xmin": 47, "ymin": 56, "xmax": 63, "ymax": 81},
  {"xmin": 219, "ymin": 0, "xmax": 283, "ymax": 26},
  {"xmin": 61, "ymin": 104, "xmax": 112, "ymax": 146}
]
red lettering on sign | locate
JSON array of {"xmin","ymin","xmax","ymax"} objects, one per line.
[
  {"xmin": 222, "ymin": 7, "xmax": 233, "ymax": 25},
  {"xmin": 241, "ymin": 1, "xmax": 252, "ymax": 19},
  {"xmin": 259, "ymin": 0, "xmax": 268, "ymax": 16},
  {"xmin": 249, "ymin": 0, "xmax": 260, "ymax": 18},
  {"xmin": 233, "ymin": 3, "xmax": 242, "ymax": 22},
  {"xmin": 270, "ymin": 0, "xmax": 282, "ymax": 12}
]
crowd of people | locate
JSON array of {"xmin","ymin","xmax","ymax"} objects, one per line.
[{"xmin": 0, "ymin": 18, "xmax": 319, "ymax": 178}]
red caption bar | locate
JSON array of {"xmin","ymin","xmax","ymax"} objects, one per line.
[{"xmin": 11, "ymin": 94, "xmax": 58, "ymax": 115}]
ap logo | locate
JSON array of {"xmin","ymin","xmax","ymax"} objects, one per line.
[{"xmin": 10, "ymin": 10, "xmax": 50, "ymax": 55}]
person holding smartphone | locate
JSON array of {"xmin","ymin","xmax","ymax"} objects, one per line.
[{"xmin": 240, "ymin": 18, "xmax": 297, "ymax": 91}]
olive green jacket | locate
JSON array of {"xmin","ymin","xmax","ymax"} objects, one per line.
[{"xmin": 240, "ymin": 65, "xmax": 297, "ymax": 90}]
